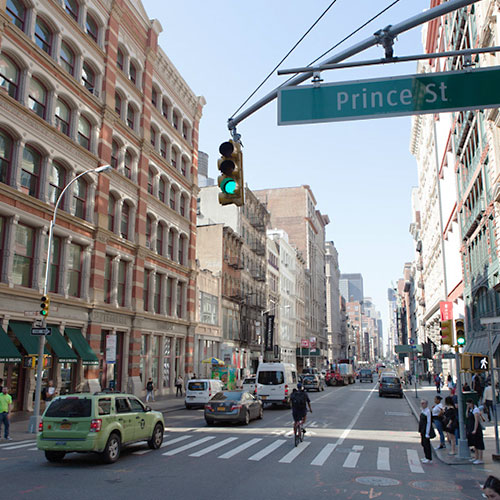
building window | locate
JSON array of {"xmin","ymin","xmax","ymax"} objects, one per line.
[
  {"xmin": 77, "ymin": 115, "xmax": 91, "ymax": 150},
  {"xmin": 65, "ymin": 0, "xmax": 79, "ymax": 21},
  {"xmin": 146, "ymin": 215, "xmax": 152, "ymax": 247},
  {"xmin": 176, "ymin": 282, "xmax": 183, "ymax": 318},
  {"xmin": 129, "ymin": 62, "xmax": 137, "ymax": 85},
  {"xmin": 0, "ymin": 130, "xmax": 12, "ymax": 185},
  {"xmin": 28, "ymin": 78, "xmax": 47, "ymax": 119},
  {"xmin": 116, "ymin": 47, "xmax": 124, "ymax": 71},
  {"xmin": 150, "ymin": 127, "xmax": 156, "ymax": 147},
  {"xmin": 151, "ymin": 88, "xmax": 157, "ymax": 107},
  {"xmin": 160, "ymin": 137, "xmax": 167, "ymax": 159},
  {"xmin": 166, "ymin": 278, "xmax": 173, "ymax": 316},
  {"xmin": 168, "ymin": 229, "xmax": 174, "ymax": 260},
  {"xmin": 81, "ymin": 62, "xmax": 95, "ymax": 93},
  {"xmin": 162, "ymin": 99, "xmax": 169, "ymax": 119},
  {"xmin": 124, "ymin": 151, "xmax": 132, "ymax": 179},
  {"xmin": 117, "ymin": 260, "xmax": 126, "ymax": 306},
  {"xmin": 108, "ymin": 195, "xmax": 116, "ymax": 231},
  {"xmin": 48, "ymin": 235, "xmax": 61, "ymax": 293},
  {"xmin": 121, "ymin": 203, "xmax": 130, "ymax": 239},
  {"xmin": 13, "ymin": 223, "xmax": 34, "ymax": 287},
  {"xmin": 114, "ymin": 92, "xmax": 122, "ymax": 117},
  {"xmin": 173, "ymin": 112, "xmax": 179, "ymax": 130},
  {"xmin": 68, "ymin": 243, "xmax": 83, "ymax": 297},
  {"xmin": 163, "ymin": 337, "xmax": 171, "ymax": 387},
  {"xmin": 158, "ymin": 178, "xmax": 166, "ymax": 203},
  {"xmin": 171, "ymin": 149, "xmax": 177, "ymax": 169},
  {"xmin": 180, "ymin": 195, "xmax": 186, "ymax": 217},
  {"xmin": 111, "ymin": 140, "xmax": 119, "ymax": 168},
  {"xmin": 154, "ymin": 274, "xmax": 162, "ymax": 314},
  {"xmin": 126, "ymin": 104, "xmax": 135, "ymax": 129},
  {"xmin": 169, "ymin": 187, "xmax": 176, "ymax": 210},
  {"xmin": 156, "ymin": 223, "xmax": 164, "ymax": 254},
  {"xmin": 143, "ymin": 269, "xmax": 150, "ymax": 311},
  {"xmin": 148, "ymin": 169, "xmax": 154, "ymax": 194},
  {"xmin": 60, "ymin": 41, "xmax": 75, "ymax": 76},
  {"xmin": 72, "ymin": 177, "xmax": 87, "ymax": 219},
  {"xmin": 200, "ymin": 292, "xmax": 218, "ymax": 325},
  {"xmin": 178, "ymin": 236, "xmax": 185, "ymax": 265},
  {"xmin": 48, "ymin": 161, "xmax": 65, "ymax": 206},
  {"xmin": 181, "ymin": 158, "xmax": 187, "ymax": 177},
  {"xmin": 0, "ymin": 54, "xmax": 19, "ymax": 100},
  {"xmin": 35, "ymin": 17, "xmax": 52, "ymax": 54},
  {"xmin": 55, "ymin": 98, "xmax": 71, "ymax": 136},
  {"xmin": 86, "ymin": 13, "xmax": 98, "ymax": 43},
  {"xmin": 6, "ymin": 0, "xmax": 26, "ymax": 31},
  {"xmin": 104, "ymin": 255, "xmax": 112, "ymax": 303},
  {"xmin": 0, "ymin": 216, "xmax": 5, "ymax": 280},
  {"xmin": 21, "ymin": 145, "xmax": 41, "ymax": 197}
]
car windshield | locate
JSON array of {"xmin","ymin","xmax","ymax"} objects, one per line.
[
  {"xmin": 303, "ymin": 376, "xmax": 315, "ymax": 382},
  {"xmin": 382, "ymin": 377, "xmax": 399, "ymax": 384},
  {"xmin": 258, "ymin": 371, "xmax": 284, "ymax": 385},
  {"xmin": 211, "ymin": 391, "xmax": 243, "ymax": 401},
  {"xmin": 243, "ymin": 378, "xmax": 255, "ymax": 384},
  {"xmin": 45, "ymin": 397, "xmax": 92, "ymax": 418},
  {"xmin": 188, "ymin": 381, "xmax": 207, "ymax": 391},
  {"xmin": 361, "ymin": 370, "xmax": 371, "ymax": 375}
]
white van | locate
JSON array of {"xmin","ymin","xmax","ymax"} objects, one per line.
[
  {"xmin": 256, "ymin": 363, "xmax": 298, "ymax": 407},
  {"xmin": 185, "ymin": 379, "xmax": 224, "ymax": 409}
]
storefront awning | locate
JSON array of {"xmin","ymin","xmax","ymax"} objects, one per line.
[
  {"xmin": 0, "ymin": 326, "xmax": 22, "ymax": 362},
  {"xmin": 65, "ymin": 328, "xmax": 99, "ymax": 365},
  {"xmin": 9, "ymin": 321, "xmax": 49, "ymax": 356},
  {"xmin": 47, "ymin": 326, "xmax": 78, "ymax": 363}
]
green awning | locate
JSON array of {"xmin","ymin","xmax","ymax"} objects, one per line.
[
  {"xmin": 0, "ymin": 326, "xmax": 22, "ymax": 362},
  {"xmin": 47, "ymin": 326, "xmax": 78, "ymax": 363},
  {"xmin": 9, "ymin": 321, "xmax": 49, "ymax": 356},
  {"xmin": 65, "ymin": 328, "xmax": 99, "ymax": 365}
]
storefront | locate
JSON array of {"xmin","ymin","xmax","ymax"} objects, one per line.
[
  {"xmin": 65, "ymin": 327, "xmax": 99, "ymax": 391},
  {"xmin": 0, "ymin": 325, "xmax": 22, "ymax": 409}
]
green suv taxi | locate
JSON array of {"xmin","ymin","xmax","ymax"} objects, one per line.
[{"xmin": 37, "ymin": 392, "xmax": 165, "ymax": 464}]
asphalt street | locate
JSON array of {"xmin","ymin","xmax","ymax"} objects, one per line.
[{"xmin": 0, "ymin": 382, "xmax": 488, "ymax": 499}]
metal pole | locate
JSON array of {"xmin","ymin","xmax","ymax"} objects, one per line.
[
  {"xmin": 455, "ymin": 346, "xmax": 470, "ymax": 459},
  {"xmin": 414, "ymin": 354, "xmax": 418, "ymax": 398},
  {"xmin": 228, "ymin": 0, "xmax": 481, "ymax": 129},
  {"xmin": 487, "ymin": 324, "xmax": 500, "ymax": 456}
]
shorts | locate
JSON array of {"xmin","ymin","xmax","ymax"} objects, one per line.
[{"xmin": 292, "ymin": 408, "xmax": 307, "ymax": 422}]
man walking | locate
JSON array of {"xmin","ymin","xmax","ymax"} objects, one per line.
[
  {"xmin": 484, "ymin": 381, "xmax": 494, "ymax": 422},
  {"xmin": 419, "ymin": 399, "xmax": 434, "ymax": 463},
  {"xmin": 0, "ymin": 386, "xmax": 13, "ymax": 441},
  {"xmin": 146, "ymin": 378, "xmax": 155, "ymax": 402},
  {"xmin": 434, "ymin": 373, "xmax": 441, "ymax": 394},
  {"xmin": 175, "ymin": 375, "xmax": 184, "ymax": 397}
]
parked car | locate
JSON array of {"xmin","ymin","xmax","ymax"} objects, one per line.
[
  {"xmin": 205, "ymin": 391, "xmax": 263, "ymax": 425},
  {"xmin": 379, "ymin": 375, "xmax": 403, "ymax": 398},
  {"xmin": 242, "ymin": 377, "xmax": 257, "ymax": 395},
  {"xmin": 185, "ymin": 379, "xmax": 224, "ymax": 409},
  {"xmin": 302, "ymin": 374, "xmax": 324, "ymax": 392},
  {"xmin": 359, "ymin": 369, "xmax": 374, "ymax": 383},
  {"xmin": 256, "ymin": 362, "xmax": 298, "ymax": 407},
  {"xmin": 37, "ymin": 393, "xmax": 165, "ymax": 464}
]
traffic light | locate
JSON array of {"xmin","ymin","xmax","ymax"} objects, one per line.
[
  {"xmin": 217, "ymin": 140, "xmax": 244, "ymax": 206},
  {"xmin": 455, "ymin": 319, "xmax": 466, "ymax": 346},
  {"xmin": 40, "ymin": 295, "xmax": 50, "ymax": 317},
  {"xmin": 472, "ymin": 354, "xmax": 489, "ymax": 372},
  {"xmin": 440, "ymin": 319, "xmax": 453, "ymax": 345}
]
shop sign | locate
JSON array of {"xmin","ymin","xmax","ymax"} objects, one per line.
[
  {"xmin": 301, "ymin": 339, "xmax": 310, "ymax": 348},
  {"xmin": 106, "ymin": 334, "xmax": 117, "ymax": 364},
  {"xmin": 440, "ymin": 301, "xmax": 453, "ymax": 321},
  {"xmin": 310, "ymin": 337, "xmax": 317, "ymax": 348}
]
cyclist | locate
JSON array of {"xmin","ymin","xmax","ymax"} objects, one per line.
[{"xmin": 291, "ymin": 383, "xmax": 312, "ymax": 435}]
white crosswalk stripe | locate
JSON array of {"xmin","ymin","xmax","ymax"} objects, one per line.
[
  {"xmin": 311, "ymin": 443, "xmax": 337, "ymax": 466},
  {"xmin": 0, "ymin": 439, "xmax": 35, "ymax": 448},
  {"xmin": 3, "ymin": 442, "xmax": 39, "ymax": 450},
  {"xmin": 190, "ymin": 437, "xmax": 238, "ymax": 457},
  {"xmin": 279, "ymin": 441, "xmax": 311, "ymax": 463},
  {"xmin": 248, "ymin": 439, "xmax": 286, "ymax": 461},
  {"xmin": 163, "ymin": 436, "xmax": 215, "ymax": 456},
  {"xmin": 219, "ymin": 438, "xmax": 262, "ymax": 459},
  {"xmin": 377, "ymin": 447, "xmax": 390, "ymax": 471},
  {"xmin": 407, "ymin": 449, "xmax": 425, "ymax": 474},
  {"xmin": 343, "ymin": 451, "xmax": 360, "ymax": 468}
]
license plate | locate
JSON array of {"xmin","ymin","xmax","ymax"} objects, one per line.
[
  {"xmin": 261, "ymin": 395, "xmax": 267, "ymax": 400},
  {"xmin": 217, "ymin": 406, "xmax": 225, "ymax": 411},
  {"xmin": 60, "ymin": 423, "xmax": 71, "ymax": 430},
  {"xmin": 187, "ymin": 396, "xmax": 194, "ymax": 399}
]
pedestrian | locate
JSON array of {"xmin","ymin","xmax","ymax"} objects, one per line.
[
  {"xmin": 408, "ymin": 373, "xmax": 412, "ymax": 385},
  {"xmin": 192, "ymin": 373, "xmax": 197, "ymax": 380},
  {"xmin": 483, "ymin": 475, "xmax": 500, "ymax": 499},
  {"xmin": 447, "ymin": 373, "xmax": 452, "ymax": 386},
  {"xmin": 0, "ymin": 386, "xmax": 12, "ymax": 441},
  {"xmin": 427, "ymin": 372, "xmax": 432, "ymax": 385},
  {"xmin": 146, "ymin": 377, "xmax": 155, "ymax": 402},
  {"xmin": 434, "ymin": 373, "xmax": 441, "ymax": 394},
  {"xmin": 431, "ymin": 395, "xmax": 446, "ymax": 449},
  {"xmin": 484, "ymin": 381, "xmax": 494, "ymax": 422},
  {"xmin": 463, "ymin": 382, "xmax": 471, "ymax": 392},
  {"xmin": 466, "ymin": 398, "xmax": 485, "ymax": 464},
  {"xmin": 419, "ymin": 399, "xmax": 435, "ymax": 463},
  {"xmin": 473, "ymin": 373, "xmax": 484, "ymax": 400},
  {"xmin": 175, "ymin": 375, "xmax": 183, "ymax": 397},
  {"xmin": 443, "ymin": 396, "xmax": 458, "ymax": 455},
  {"xmin": 42, "ymin": 380, "xmax": 56, "ymax": 402}
]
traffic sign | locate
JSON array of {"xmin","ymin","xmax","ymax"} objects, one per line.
[
  {"xmin": 472, "ymin": 354, "xmax": 489, "ymax": 372},
  {"xmin": 31, "ymin": 327, "xmax": 51, "ymax": 336},
  {"xmin": 278, "ymin": 67, "xmax": 500, "ymax": 125}
]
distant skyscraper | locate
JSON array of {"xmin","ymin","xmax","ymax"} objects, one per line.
[
  {"xmin": 197, "ymin": 151, "xmax": 214, "ymax": 187},
  {"xmin": 339, "ymin": 274, "xmax": 364, "ymax": 303}
]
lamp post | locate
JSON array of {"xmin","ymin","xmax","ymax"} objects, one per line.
[{"xmin": 29, "ymin": 164, "xmax": 111, "ymax": 433}]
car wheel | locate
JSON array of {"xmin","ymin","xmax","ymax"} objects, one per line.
[
  {"xmin": 101, "ymin": 432, "xmax": 121, "ymax": 464},
  {"xmin": 148, "ymin": 422, "xmax": 164, "ymax": 450},
  {"xmin": 205, "ymin": 419, "xmax": 214, "ymax": 426},
  {"xmin": 258, "ymin": 406, "xmax": 264, "ymax": 419},
  {"xmin": 243, "ymin": 410, "xmax": 250, "ymax": 425},
  {"xmin": 185, "ymin": 403, "xmax": 191, "ymax": 409},
  {"xmin": 44, "ymin": 451, "xmax": 66, "ymax": 463}
]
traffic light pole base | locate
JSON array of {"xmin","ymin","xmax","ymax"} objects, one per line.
[{"xmin": 457, "ymin": 438, "xmax": 471, "ymax": 460}]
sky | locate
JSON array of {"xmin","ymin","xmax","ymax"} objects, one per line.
[{"xmin": 142, "ymin": 0, "xmax": 434, "ymax": 351}]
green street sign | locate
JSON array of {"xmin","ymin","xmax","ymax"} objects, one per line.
[
  {"xmin": 278, "ymin": 67, "xmax": 500, "ymax": 124},
  {"xmin": 395, "ymin": 344, "xmax": 423, "ymax": 354}
]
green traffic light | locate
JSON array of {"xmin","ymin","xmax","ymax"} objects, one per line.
[
  {"xmin": 41, "ymin": 310, "xmax": 47, "ymax": 316},
  {"xmin": 457, "ymin": 337, "xmax": 465, "ymax": 346},
  {"xmin": 221, "ymin": 178, "xmax": 236, "ymax": 195}
]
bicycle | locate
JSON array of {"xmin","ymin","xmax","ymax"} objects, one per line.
[{"xmin": 294, "ymin": 417, "xmax": 305, "ymax": 447}]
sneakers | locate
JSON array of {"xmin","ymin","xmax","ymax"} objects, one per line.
[
  {"xmin": 434, "ymin": 445, "xmax": 446, "ymax": 450},
  {"xmin": 473, "ymin": 459, "xmax": 484, "ymax": 465},
  {"xmin": 5, "ymin": 437, "xmax": 12, "ymax": 441},
  {"xmin": 447, "ymin": 452, "xmax": 457, "ymax": 456},
  {"xmin": 421, "ymin": 458, "xmax": 432, "ymax": 464}
]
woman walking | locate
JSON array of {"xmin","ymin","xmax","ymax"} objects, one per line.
[
  {"xmin": 443, "ymin": 396, "xmax": 458, "ymax": 455},
  {"xmin": 466, "ymin": 398, "xmax": 485, "ymax": 464}
]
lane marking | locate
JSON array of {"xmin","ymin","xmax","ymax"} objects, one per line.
[
  {"xmin": 0, "ymin": 440, "xmax": 35, "ymax": 448},
  {"xmin": 189, "ymin": 437, "xmax": 238, "ymax": 457},
  {"xmin": 160, "ymin": 435, "xmax": 192, "ymax": 448},
  {"xmin": 407, "ymin": 449, "xmax": 424, "ymax": 473},
  {"xmin": 3, "ymin": 442, "xmax": 39, "ymax": 450},
  {"xmin": 163, "ymin": 436, "xmax": 215, "ymax": 456},
  {"xmin": 248, "ymin": 439, "xmax": 286, "ymax": 461},
  {"xmin": 377, "ymin": 447, "xmax": 390, "ymax": 471},
  {"xmin": 337, "ymin": 386, "xmax": 375, "ymax": 446},
  {"xmin": 343, "ymin": 451, "xmax": 360, "ymax": 468},
  {"xmin": 311, "ymin": 443, "xmax": 337, "ymax": 466},
  {"xmin": 279, "ymin": 441, "xmax": 311, "ymax": 463},
  {"xmin": 353, "ymin": 445, "xmax": 364, "ymax": 451},
  {"xmin": 132, "ymin": 449, "xmax": 152, "ymax": 456},
  {"xmin": 219, "ymin": 438, "xmax": 262, "ymax": 459}
]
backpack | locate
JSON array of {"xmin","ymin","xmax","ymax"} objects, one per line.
[
  {"xmin": 146, "ymin": 381, "xmax": 153, "ymax": 391},
  {"xmin": 291, "ymin": 390, "xmax": 307, "ymax": 408}
]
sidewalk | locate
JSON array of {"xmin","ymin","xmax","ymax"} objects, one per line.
[
  {"xmin": 404, "ymin": 382, "xmax": 500, "ymax": 475},
  {"xmin": 3, "ymin": 393, "xmax": 185, "ymax": 441}
]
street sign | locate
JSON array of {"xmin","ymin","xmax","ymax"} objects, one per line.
[
  {"xmin": 31, "ymin": 327, "xmax": 51, "ymax": 336},
  {"xmin": 395, "ymin": 344, "xmax": 423, "ymax": 353},
  {"xmin": 278, "ymin": 66, "xmax": 500, "ymax": 125}
]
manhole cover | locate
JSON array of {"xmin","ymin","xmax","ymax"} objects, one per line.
[
  {"xmin": 410, "ymin": 480, "xmax": 461, "ymax": 492},
  {"xmin": 385, "ymin": 411, "xmax": 411, "ymax": 416},
  {"xmin": 356, "ymin": 477, "xmax": 401, "ymax": 487}
]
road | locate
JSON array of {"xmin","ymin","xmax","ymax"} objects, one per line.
[{"xmin": 0, "ymin": 382, "xmax": 486, "ymax": 499}]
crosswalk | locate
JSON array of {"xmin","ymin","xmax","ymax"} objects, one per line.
[{"xmin": 0, "ymin": 433, "xmax": 425, "ymax": 473}]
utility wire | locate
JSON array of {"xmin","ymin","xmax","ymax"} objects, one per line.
[{"xmin": 230, "ymin": 0, "xmax": 340, "ymax": 119}]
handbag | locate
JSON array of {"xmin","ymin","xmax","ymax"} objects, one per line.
[{"xmin": 429, "ymin": 423, "xmax": 436, "ymax": 439}]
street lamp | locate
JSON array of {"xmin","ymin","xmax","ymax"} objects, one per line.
[{"xmin": 30, "ymin": 164, "xmax": 111, "ymax": 432}]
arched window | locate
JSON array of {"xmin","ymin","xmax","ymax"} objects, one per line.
[
  {"xmin": 111, "ymin": 140, "xmax": 119, "ymax": 169},
  {"xmin": 156, "ymin": 223, "xmax": 164, "ymax": 254},
  {"xmin": 35, "ymin": 17, "xmax": 52, "ymax": 55},
  {"xmin": 82, "ymin": 62, "xmax": 95, "ymax": 93},
  {"xmin": 178, "ymin": 236, "xmax": 185, "ymax": 265},
  {"xmin": 150, "ymin": 127, "xmax": 156, "ymax": 147},
  {"xmin": 0, "ymin": 130, "xmax": 13, "ymax": 185},
  {"xmin": 171, "ymin": 149, "xmax": 177, "ymax": 169},
  {"xmin": 148, "ymin": 168, "xmax": 154, "ymax": 194},
  {"xmin": 86, "ymin": 13, "xmax": 98, "ymax": 43},
  {"xmin": 60, "ymin": 41, "xmax": 75, "ymax": 75},
  {"xmin": 146, "ymin": 215, "xmax": 152, "ymax": 246},
  {"xmin": 28, "ymin": 78, "xmax": 47, "ymax": 119},
  {"xmin": 129, "ymin": 61, "xmax": 137, "ymax": 85},
  {"xmin": 151, "ymin": 88, "xmax": 158, "ymax": 107},
  {"xmin": 180, "ymin": 194, "xmax": 186, "ymax": 217},
  {"xmin": 160, "ymin": 137, "xmax": 167, "ymax": 159},
  {"xmin": 162, "ymin": 99, "xmax": 169, "ymax": 119},
  {"xmin": 181, "ymin": 158, "xmax": 187, "ymax": 177},
  {"xmin": 48, "ymin": 161, "xmax": 66, "ymax": 206},
  {"xmin": 167, "ymin": 229, "xmax": 174, "ymax": 260},
  {"xmin": 114, "ymin": 92, "xmax": 122, "ymax": 116},
  {"xmin": 158, "ymin": 178, "xmax": 166, "ymax": 203},
  {"xmin": 116, "ymin": 47, "xmax": 124, "ymax": 71},
  {"xmin": 6, "ymin": 0, "xmax": 26, "ymax": 31},
  {"xmin": 77, "ymin": 115, "xmax": 91, "ymax": 150},
  {"xmin": 65, "ymin": 0, "xmax": 79, "ymax": 21},
  {"xmin": 68, "ymin": 243, "xmax": 82, "ymax": 297},
  {"xmin": 21, "ymin": 145, "xmax": 41, "ymax": 197},
  {"xmin": 169, "ymin": 186, "xmax": 176, "ymax": 210},
  {"xmin": 0, "ymin": 54, "xmax": 20, "ymax": 99},
  {"xmin": 108, "ymin": 194, "xmax": 116, "ymax": 231},
  {"xmin": 121, "ymin": 203, "xmax": 130, "ymax": 239},
  {"xmin": 126, "ymin": 104, "xmax": 135, "ymax": 129},
  {"xmin": 182, "ymin": 123, "xmax": 189, "ymax": 141},
  {"xmin": 124, "ymin": 151, "xmax": 132, "ymax": 179},
  {"xmin": 72, "ymin": 177, "xmax": 87, "ymax": 219},
  {"xmin": 172, "ymin": 112, "xmax": 179, "ymax": 130},
  {"xmin": 55, "ymin": 98, "xmax": 71, "ymax": 136}
]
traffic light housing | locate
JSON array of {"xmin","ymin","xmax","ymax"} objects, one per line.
[
  {"xmin": 440, "ymin": 319, "xmax": 453, "ymax": 345},
  {"xmin": 472, "ymin": 354, "xmax": 489, "ymax": 372},
  {"xmin": 455, "ymin": 319, "xmax": 465, "ymax": 346},
  {"xmin": 40, "ymin": 295, "xmax": 50, "ymax": 317},
  {"xmin": 217, "ymin": 140, "xmax": 244, "ymax": 206}
]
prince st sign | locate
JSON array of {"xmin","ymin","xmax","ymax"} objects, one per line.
[{"xmin": 278, "ymin": 67, "xmax": 500, "ymax": 124}]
